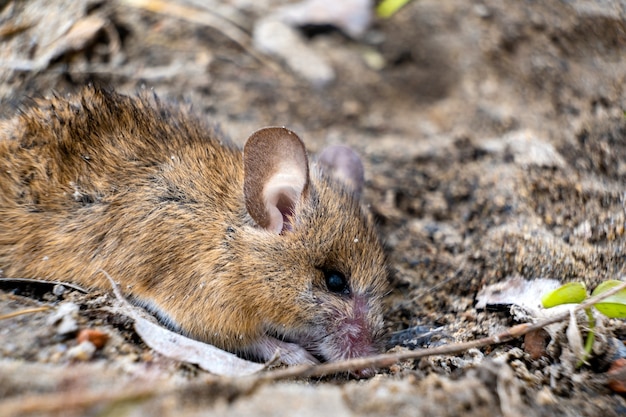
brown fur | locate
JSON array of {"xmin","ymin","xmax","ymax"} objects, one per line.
[{"xmin": 0, "ymin": 87, "xmax": 389, "ymax": 363}]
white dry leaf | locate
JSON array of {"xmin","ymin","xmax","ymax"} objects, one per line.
[
  {"xmin": 566, "ymin": 309, "xmax": 586, "ymax": 362},
  {"xmin": 477, "ymin": 276, "xmax": 593, "ymax": 365},
  {"xmin": 102, "ymin": 271, "xmax": 265, "ymax": 377},
  {"xmin": 276, "ymin": 0, "xmax": 373, "ymax": 38},
  {"xmin": 131, "ymin": 310, "xmax": 266, "ymax": 377},
  {"xmin": 475, "ymin": 276, "xmax": 561, "ymax": 314},
  {"xmin": 475, "ymin": 276, "xmax": 575, "ymax": 337},
  {"xmin": 46, "ymin": 302, "xmax": 80, "ymax": 336}
]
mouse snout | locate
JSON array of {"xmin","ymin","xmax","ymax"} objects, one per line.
[{"xmin": 323, "ymin": 293, "xmax": 382, "ymax": 362}]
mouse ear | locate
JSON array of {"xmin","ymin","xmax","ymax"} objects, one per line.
[
  {"xmin": 243, "ymin": 127, "xmax": 310, "ymax": 234},
  {"xmin": 316, "ymin": 145, "xmax": 365, "ymax": 197}
]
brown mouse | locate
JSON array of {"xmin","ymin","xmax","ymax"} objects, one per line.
[{"xmin": 0, "ymin": 87, "xmax": 388, "ymax": 366}]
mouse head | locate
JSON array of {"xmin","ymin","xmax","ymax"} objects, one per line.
[{"xmin": 241, "ymin": 127, "xmax": 388, "ymax": 363}]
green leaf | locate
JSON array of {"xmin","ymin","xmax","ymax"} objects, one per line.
[
  {"xmin": 594, "ymin": 303, "xmax": 626, "ymax": 318},
  {"xmin": 591, "ymin": 280, "xmax": 625, "ymax": 296},
  {"xmin": 376, "ymin": 0, "xmax": 412, "ymax": 18},
  {"xmin": 541, "ymin": 282, "xmax": 587, "ymax": 308},
  {"xmin": 591, "ymin": 280, "xmax": 626, "ymax": 318}
]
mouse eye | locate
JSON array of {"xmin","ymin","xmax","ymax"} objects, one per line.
[{"xmin": 324, "ymin": 270, "xmax": 350, "ymax": 295}]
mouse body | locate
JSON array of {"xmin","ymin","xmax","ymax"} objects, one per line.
[{"xmin": 0, "ymin": 87, "xmax": 388, "ymax": 365}]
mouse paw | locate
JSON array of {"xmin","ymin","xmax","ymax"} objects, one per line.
[{"xmin": 245, "ymin": 336, "xmax": 319, "ymax": 365}]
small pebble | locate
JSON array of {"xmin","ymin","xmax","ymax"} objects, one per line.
[
  {"xmin": 57, "ymin": 314, "xmax": 78, "ymax": 335},
  {"xmin": 77, "ymin": 329, "xmax": 109, "ymax": 349},
  {"xmin": 47, "ymin": 302, "xmax": 79, "ymax": 336},
  {"xmin": 52, "ymin": 284, "xmax": 66, "ymax": 296},
  {"xmin": 253, "ymin": 18, "xmax": 335, "ymax": 87},
  {"xmin": 607, "ymin": 358, "xmax": 626, "ymax": 393},
  {"xmin": 473, "ymin": 4, "xmax": 491, "ymax": 18},
  {"xmin": 67, "ymin": 340, "xmax": 96, "ymax": 361},
  {"xmin": 535, "ymin": 386, "xmax": 558, "ymax": 406}
]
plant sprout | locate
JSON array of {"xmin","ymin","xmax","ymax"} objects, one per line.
[{"xmin": 541, "ymin": 279, "xmax": 626, "ymax": 366}]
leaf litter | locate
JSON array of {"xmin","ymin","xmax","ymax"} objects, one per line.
[{"xmin": 100, "ymin": 270, "xmax": 267, "ymax": 377}]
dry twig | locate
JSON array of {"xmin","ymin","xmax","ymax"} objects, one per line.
[
  {"xmin": 0, "ymin": 306, "xmax": 51, "ymax": 321},
  {"xmin": 0, "ymin": 278, "xmax": 88, "ymax": 293},
  {"xmin": 3, "ymin": 281, "xmax": 624, "ymax": 417},
  {"xmin": 256, "ymin": 279, "xmax": 626, "ymax": 380}
]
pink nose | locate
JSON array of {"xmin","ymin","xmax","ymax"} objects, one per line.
[{"xmin": 334, "ymin": 294, "xmax": 379, "ymax": 360}]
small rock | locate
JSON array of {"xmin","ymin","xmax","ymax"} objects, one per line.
[
  {"xmin": 505, "ymin": 130, "xmax": 566, "ymax": 168},
  {"xmin": 77, "ymin": 329, "xmax": 109, "ymax": 349},
  {"xmin": 361, "ymin": 48, "xmax": 386, "ymax": 70},
  {"xmin": 67, "ymin": 340, "xmax": 97, "ymax": 361},
  {"xmin": 479, "ymin": 129, "xmax": 566, "ymax": 168},
  {"xmin": 253, "ymin": 18, "xmax": 335, "ymax": 87},
  {"xmin": 573, "ymin": 220, "xmax": 592, "ymax": 240},
  {"xmin": 535, "ymin": 386, "xmax": 558, "ymax": 406},
  {"xmin": 473, "ymin": 4, "xmax": 491, "ymax": 18},
  {"xmin": 56, "ymin": 315, "xmax": 78, "ymax": 336},
  {"xmin": 409, "ymin": 219, "xmax": 462, "ymax": 251},
  {"xmin": 52, "ymin": 284, "xmax": 66, "ymax": 296},
  {"xmin": 607, "ymin": 358, "xmax": 626, "ymax": 393},
  {"xmin": 46, "ymin": 302, "xmax": 79, "ymax": 336}
]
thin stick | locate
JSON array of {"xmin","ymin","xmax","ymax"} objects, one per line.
[
  {"xmin": 0, "ymin": 278, "xmax": 88, "ymax": 293},
  {"xmin": 0, "ymin": 306, "xmax": 51, "ymax": 321},
  {"xmin": 3, "ymin": 281, "xmax": 624, "ymax": 416},
  {"xmin": 256, "ymin": 280, "xmax": 626, "ymax": 380}
]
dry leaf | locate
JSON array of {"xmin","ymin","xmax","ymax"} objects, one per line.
[
  {"xmin": 566, "ymin": 309, "xmax": 585, "ymax": 361},
  {"xmin": 102, "ymin": 271, "xmax": 266, "ymax": 377},
  {"xmin": 276, "ymin": 0, "xmax": 373, "ymax": 38},
  {"xmin": 475, "ymin": 276, "xmax": 561, "ymax": 311},
  {"xmin": 523, "ymin": 329, "xmax": 549, "ymax": 360},
  {"xmin": 132, "ymin": 313, "xmax": 265, "ymax": 376}
]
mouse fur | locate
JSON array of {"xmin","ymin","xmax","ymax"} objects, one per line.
[{"xmin": 0, "ymin": 87, "xmax": 389, "ymax": 365}]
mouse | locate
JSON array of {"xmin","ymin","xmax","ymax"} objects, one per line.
[{"xmin": 0, "ymin": 87, "xmax": 389, "ymax": 367}]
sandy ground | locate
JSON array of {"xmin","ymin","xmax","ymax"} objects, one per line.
[{"xmin": 1, "ymin": 0, "xmax": 626, "ymax": 416}]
